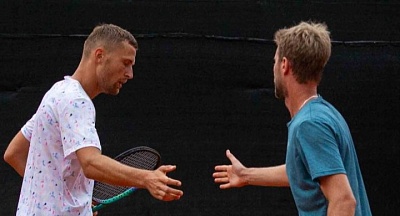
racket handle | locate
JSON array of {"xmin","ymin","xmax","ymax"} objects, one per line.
[
  {"xmin": 92, "ymin": 187, "xmax": 137, "ymax": 212},
  {"xmin": 92, "ymin": 203, "xmax": 105, "ymax": 212}
]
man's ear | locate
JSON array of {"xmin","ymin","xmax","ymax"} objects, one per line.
[
  {"xmin": 94, "ymin": 48, "xmax": 104, "ymax": 63},
  {"xmin": 281, "ymin": 57, "xmax": 290, "ymax": 75}
]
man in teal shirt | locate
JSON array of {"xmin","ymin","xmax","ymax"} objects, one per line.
[
  {"xmin": 213, "ymin": 21, "xmax": 371, "ymax": 215},
  {"xmin": 286, "ymin": 95, "xmax": 370, "ymax": 215}
]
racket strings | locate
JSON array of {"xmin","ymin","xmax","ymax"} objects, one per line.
[
  {"xmin": 122, "ymin": 151, "xmax": 159, "ymax": 170},
  {"xmin": 93, "ymin": 150, "xmax": 159, "ymax": 201},
  {"xmin": 93, "ymin": 182, "xmax": 129, "ymax": 200}
]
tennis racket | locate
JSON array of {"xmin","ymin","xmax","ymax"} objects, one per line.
[{"xmin": 92, "ymin": 146, "xmax": 161, "ymax": 212}]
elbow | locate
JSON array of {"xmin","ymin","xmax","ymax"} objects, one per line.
[
  {"xmin": 79, "ymin": 155, "xmax": 102, "ymax": 180},
  {"xmin": 327, "ymin": 193, "xmax": 357, "ymax": 214},
  {"xmin": 346, "ymin": 195, "xmax": 357, "ymax": 212},
  {"xmin": 81, "ymin": 168, "xmax": 96, "ymax": 180},
  {"xmin": 76, "ymin": 147, "xmax": 103, "ymax": 180},
  {"xmin": 80, "ymin": 160, "xmax": 97, "ymax": 179},
  {"xmin": 337, "ymin": 194, "xmax": 357, "ymax": 213},
  {"xmin": 4, "ymin": 148, "xmax": 14, "ymax": 165},
  {"xmin": 82, "ymin": 171, "xmax": 95, "ymax": 180},
  {"xmin": 81, "ymin": 160, "xmax": 107, "ymax": 182}
]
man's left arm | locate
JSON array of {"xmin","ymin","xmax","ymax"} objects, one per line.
[
  {"xmin": 4, "ymin": 131, "xmax": 30, "ymax": 177},
  {"xmin": 319, "ymin": 173, "xmax": 356, "ymax": 216}
]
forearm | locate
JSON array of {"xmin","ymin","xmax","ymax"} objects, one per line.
[
  {"xmin": 93, "ymin": 156, "xmax": 150, "ymax": 188},
  {"xmin": 243, "ymin": 164, "xmax": 289, "ymax": 187},
  {"xmin": 80, "ymin": 151, "xmax": 150, "ymax": 188},
  {"xmin": 77, "ymin": 147, "xmax": 183, "ymax": 201}
]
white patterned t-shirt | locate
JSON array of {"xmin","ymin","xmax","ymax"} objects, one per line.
[{"xmin": 18, "ymin": 76, "xmax": 101, "ymax": 216}]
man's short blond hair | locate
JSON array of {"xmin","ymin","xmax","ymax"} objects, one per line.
[
  {"xmin": 83, "ymin": 23, "xmax": 138, "ymax": 57},
  {"xmin": 274, "ymin": 21, "xmax": 331, "ymax": 84}
]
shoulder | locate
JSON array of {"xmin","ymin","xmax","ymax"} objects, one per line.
[
  {"xmin": 298, "ymin": 97, "xmax": 340, "ymax": 123},
  {"xmin": 290, "ymin": 99, "xmax": 336, "ymax": 134},
  {"xmin": 43, "ymin": 77, "xmax": 94, "ymax": 114},
  {"xmin": 49, "ymin": 77, "xmax": 92, "ymax": 102}
]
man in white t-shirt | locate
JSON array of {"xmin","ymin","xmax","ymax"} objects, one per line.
[{"xmin": 4, "ymin": 24, "xmax": 183, "ymax": 216}]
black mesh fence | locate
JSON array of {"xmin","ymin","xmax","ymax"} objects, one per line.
[{"xmin": 1, "ymin": 1, "xmax": 399, "ymax": 215}]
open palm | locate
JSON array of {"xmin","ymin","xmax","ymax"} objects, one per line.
[{"xmin": 213, "ymin": 150, "xmax": 247, "ymax": 189}]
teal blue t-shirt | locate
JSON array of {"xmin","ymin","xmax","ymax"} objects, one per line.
[{"xmin": 286, "ymin": 96, "xmax": 371, "ymax": 215}]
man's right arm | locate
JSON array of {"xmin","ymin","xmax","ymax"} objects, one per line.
[
  {"xmin": 213, "ymin": 150, "xmax": 290, "ymax": 189},
  {"xmin": 4, "ymin": 131, "xmax": 30, "ymax": 177},
  {"xmin": 76, "ymin": 146, "xmax": 183, "ymax": 201}
]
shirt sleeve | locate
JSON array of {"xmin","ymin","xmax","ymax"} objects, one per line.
[
  {"xmin": 295, "ymin": 120, "xmax": 346, "ymax": 180},
  {"xmin": 59, "ymin": 97, "xmax": 101, "ymax": 158},
  {"xmin": 21, "ymin": 114, "xmax": 36, "ymax": 141}
]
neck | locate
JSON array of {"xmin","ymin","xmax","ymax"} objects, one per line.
[
  {"xmin": 299, "ymin": 94, "xmax": 318, "ymax": 110},
  {"xmin": 71, "ymin": 60, "xmax": 99, "ymax": 99},
  {"xmin": 285, "ymin": 87, "xmax": 318, "ymax": 118}
]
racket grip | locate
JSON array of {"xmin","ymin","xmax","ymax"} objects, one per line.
[
  {"xmin": 92, "ymin": 187, "xmax": 137, "ymax": 212},
  {"xmin": 92, "ymin": 203, "xmax": 105, "ymax": 212}
]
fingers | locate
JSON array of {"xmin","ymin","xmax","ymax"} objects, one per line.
[
  {"xmin": 213, "ymin": 151, "xmax": 232, "ymax": 183},
  {"xmin": 213, "ymin": 168, "xmax": 231, "ymax": 188},
  {"xmin": 92, "ymin": 202, "xmax": 98, "ymax": 215},
  {"xmin": 213, "ymin": 162, "xmax": 231, "ymax": 190},
  {"xmin": 158, "ymin": 165, "xmax": 177, "ymax": 174},
  {"xmin": 214, "ymin": 165, "xmax": 230, "ymax": 171},
  {"xmin": 160, "ymin": 191, "xmax": 183, "ymax": 201},
  {"xmin": 213, "ymin": 150, "xmax": 237, "ymax": 171},
  {"xmin": 166, "ymin": 176, "xmax": 182, "ymax": 187},
  {"xmin": 164, "ymin": 185, "xmax": 184, "ymax": 201},
  {"xmin": 213, "ymin": 150, "xmax": 235, "ymax": 172},
  {"xmin": 157, "ymin": 165, "xmax": 182, "ymax": 187},
  {"xmin": 151, "ymin": 182, "xmax": 184, "ymax": 201},
  {"xmin": 213, "ymin": 150, "xmax": 244, "ymax": 189},
  {"xmin": 148, "ymin": 166, "xmax": 183, "ymax": 201},
  {"xmin": 213, "ymin": 171, "xmax": 229, "ymax": 179},
  {"xmin": 214, "ymin": 177, "xmax": 229, "ymax": 184},
  {"xmin": 226, "ymin": 149, "xmax": 238, "ymax": 164},
  {"xmin": 163, "ymin": 173, "xmax": 183, "ymax": 199},
  {"xmin": 219, "ymin": 183, "xmax": 232, "ymax": 190}
]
